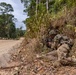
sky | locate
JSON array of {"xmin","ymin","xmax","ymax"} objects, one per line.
[{"xmin": 0, "ymin": 0, "xmax": 27, "ymax": 30}]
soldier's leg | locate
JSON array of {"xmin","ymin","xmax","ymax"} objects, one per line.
[
  {"xmin": 46, "ymin": 50, "xmax": 57, "ymax": 57},
  {"xmin": 57, "ymin": 44, "xmax": 68, "ymax": 61},
  {"xmin": 56, "ymin": 44, "xmax": 76, "ymax": 66},
  {"xmin": 45, "ymin": 50, "xmax": 58, "ymax": 61},
  {"xmin": 53, "ymin": 44, "xmax": 69, "ymax": 67},
  {"xmin": 60, "ymin": 57, "xmax": 76, "ymax": 65}
]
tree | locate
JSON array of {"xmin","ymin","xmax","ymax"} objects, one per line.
[
  {"xmin": 0, "ymin": 2, "xmax": 16, "ymax": 38},
  {"xmin": 46, "ymin": 0, "xmax": 48, "ymax": 13},
  {"xmin": 5, "ymin": 14, "xmax": 16, "ymax": 38},
  {"xmin": 16, "ymin": 27, "xmax": 25, "ymax": 38},
  {"xmin": 0, "ymin": 2, "xmax": 14, "ymax": 14},
  {"xmin": 21, "ymin": 0, "xmax": 76, "ymax": 38},
  {"xmin": 36, "ymin": 0, "xmax": 38, "ymax": 16}
]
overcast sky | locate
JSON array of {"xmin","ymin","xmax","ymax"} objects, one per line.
[{"xmin": 0, "ymin": 0, "xmax": 27, "ymax": 30}]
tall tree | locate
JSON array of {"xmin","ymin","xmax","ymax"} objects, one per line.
[
  {"xmin": 0, "ymin": 2, "xmax": 16, "ymax": 38},
  {"xmin": 36, "ymin": 0, "xmax": 38, "ymax": 16},
  {"xmin": 46, "ymin": 0, "xmax": 49, "ymax": 13},
  {"xmin": 0, "ymin": 2, "xmax": 13, "ymax": 14}
]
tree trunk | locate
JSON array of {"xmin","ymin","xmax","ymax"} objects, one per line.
[
  {"xmin": 46, "ymin": 0, "xmax": 49, "ymax": 13},
  {"xmin": 36, "ymin": 0, "xmax": 38, "ymax": 16},
  {"xmin": 38, "ymin": 0, "xmax": 41, "ymax": 4}
]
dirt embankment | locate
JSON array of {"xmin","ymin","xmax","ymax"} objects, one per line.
[
  {"xmin": 0, "ymin": 8, "xmax": 76, "ymax": 75},
  {"xmin": 13, "ymin": 7, "xmax": 76, "ymax": 75}
]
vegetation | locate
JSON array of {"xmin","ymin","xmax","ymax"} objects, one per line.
[
  {"xmin": 0, "ymin": 2, "xmax": 25, "ymax": 39},
  {"xmin": 0, "ymin": 1, "xmax": 75, "ymax": 39},
  {"xmin": 21, "ymin": 0, "xmax": 76, "ymax": 38}
]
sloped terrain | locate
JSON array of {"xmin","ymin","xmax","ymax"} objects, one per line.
[
  {"xmin": 0, "ymin": 38, "xmax": 76, "ymax": 75},
  {"xmin": 0, "ymin": 8, "xmax": 76, "ymax": 75}
]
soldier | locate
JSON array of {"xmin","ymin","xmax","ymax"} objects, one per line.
[
  {"xmin": 54, "ymin": 33, "xmax": 74, "ymax": 48},
  {"xmin": 46, "ymin": 29, "xmax": 75, "ymax": 66},
  {"xmin": 53, "ymin": 35, "xmax": 75, "ymax": 66},
  {"xmin": 56, "ymin": 43, "xmax": 76, "ymax": 66},
  {"xmin": 46, "ymin": 29, "xmax": 57, "ymax": 50}
]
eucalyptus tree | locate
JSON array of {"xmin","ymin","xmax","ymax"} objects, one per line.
[
  {"xmin": 0, "ymin": 2, "xmax": 16, "ymax": 38},
  {"xmin": 0, "ymin": 2, "xmax": 13, "ymax": 14}
]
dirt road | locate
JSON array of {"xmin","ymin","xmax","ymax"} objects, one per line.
[
  {"xmin": 0, "ymin": 38, "xmax": 24, "ymax": 67},
  {"xmin": 0, "ymin": 38, "xmax": 24, "ymax": 54}
]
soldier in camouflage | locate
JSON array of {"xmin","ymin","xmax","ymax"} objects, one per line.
[
  {"xmin": 46, "ymin": 29, "xmax": 76, "ymax": 66},
  {"xmin": 46, "ymin": 29, "xmax": 57, "ymax": 50}
]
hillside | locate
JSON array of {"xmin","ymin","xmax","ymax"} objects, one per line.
[
  {"xmin": 8, "ymin": 7, "xmax": 76, "ymax": 75},
  {"xmin": 0, "ymin": 0, "xmax": 76, "ymax": 75}
]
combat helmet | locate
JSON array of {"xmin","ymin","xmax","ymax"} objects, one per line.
[{"xmin": 49, "ymin": 30, "xmax": 57, "ymax": 35}]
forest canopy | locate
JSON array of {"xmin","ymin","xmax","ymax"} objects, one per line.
[{"xmin": 0, "ymin": 2, "xmax": 25, "ymax": 39}]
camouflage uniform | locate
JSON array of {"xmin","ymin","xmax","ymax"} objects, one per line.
[
  {"xmin": 56, "ymin": 43, "xmax": 76, "ymax": 66},
  {"xmin": 46, "ymin": 30, "xmax": 76, "ymax": 66},
  {"xmin": 46, "ymin": 30, "xmax": 57, "ymax": 50},
  {"xmin": 53, "ymin": 34, "xmax": 75, "ymax": 66},
  {"xmin": 47, "ymin": 29, "xmax": 73, "ymax": 49},
  {"xmin": 57, "ymin": 43, "xmax": 70, "ymax": 61}
]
